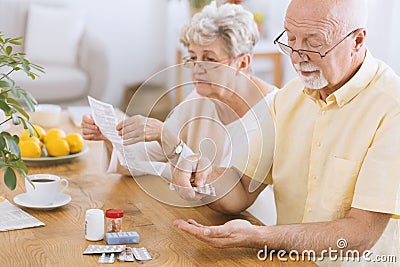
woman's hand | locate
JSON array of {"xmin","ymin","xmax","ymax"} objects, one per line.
[
  {"xmin": 171, "ymin": 154, "xmax": 212, "ymax": 201},
  {"xmin": 81, "ymin": 114, "xmax": 107, "ymax": 141},
  {"xmin": 116, "ymin": 115, "xmax": 163, "ymax": 145}
]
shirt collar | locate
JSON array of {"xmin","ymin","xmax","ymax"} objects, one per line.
[{"xmin": 302, "ymin": 50, "xmax": 379, "ymax": 108}]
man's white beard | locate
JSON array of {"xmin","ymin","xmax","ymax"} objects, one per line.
[{"xmin": 294, "ymin": 62, "xmax": 328, "ymax": 90}]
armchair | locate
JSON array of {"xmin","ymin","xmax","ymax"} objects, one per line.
[{"xmin": 0, "ymin": 0, "xmax": 108, "ymax": 104}]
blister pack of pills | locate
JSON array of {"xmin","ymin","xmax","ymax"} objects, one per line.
[
  {"xmin": 83, "ymin": 245, "xmax": 126, "ymax": 255},
  {"xmin": 117, "ymin": 247, "xmax": 135, "ymax": 262},
  {"xmin": 193, "ymin": 184, "xmax": 216, "ymax": 196},
  {"xmin": 131, "ymin": 247, "xmax": 152, "ymax": 261},
  {"xmin": 169, "ymin": 183, "xmax": 216, "ymax": 196},
  {"xmin": 98, "ymin": 253, "xmax": 115, "ymax": 264}
]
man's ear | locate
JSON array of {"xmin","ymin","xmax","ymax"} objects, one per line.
[{"xmin": 354, "ymin": 28, "xmax": 367, "ymax": 51}]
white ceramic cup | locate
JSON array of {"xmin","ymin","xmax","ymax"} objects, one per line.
[
  {"xmin": 25, "ymin": 174, "xmax": 69, "ymax": 205},
  {"xmin": 30, "ymin": 104, "xmax": 62, "ymax": 128}
]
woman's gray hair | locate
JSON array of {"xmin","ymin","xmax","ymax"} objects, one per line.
[{"xmin": 180, "ymin": 1, "xmax": 259, "ymax": 57}]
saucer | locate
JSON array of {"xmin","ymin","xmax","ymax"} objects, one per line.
[{"xmin": 13, "ymin": 193, "xmax": 71, "ymax": 210}]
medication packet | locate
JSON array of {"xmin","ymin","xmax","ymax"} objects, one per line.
[
  {"xmin": 98, "ymin": 253, "xmax": 115, "ymax": 264},
  {"xmin": 83, "ymin": 245, "xmax": 125, "ymax": 254},
  {"xmin": 193, "ymin": 184, "xmax": 216, "ymax": 196},
  {"xmin": 131, "ymin": 247, "xmax": 152, "ymax": 261},
  {"xmin": 118, "ymin": 247, "xmax": 135, "ymax": 262}
]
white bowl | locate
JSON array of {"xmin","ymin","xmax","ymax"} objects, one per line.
[{"xmin": 30, "ymin": 104, "xmax": 62, "ymax": 128}]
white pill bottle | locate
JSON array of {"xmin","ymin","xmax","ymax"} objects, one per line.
[{"xmin": 85, "ymin": 209, "xmax": 104, "ymax": 241}]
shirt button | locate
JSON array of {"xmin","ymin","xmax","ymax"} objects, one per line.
[
  {"xmin": 316, "ymin": 142, "xmax": 321, "ymax": 147},
  {"xmin": 308, "ymin": 208, "xmax": 312, "ymax": 212}
]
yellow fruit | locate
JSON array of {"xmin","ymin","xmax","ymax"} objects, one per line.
[
  {"xmin": 33, "ymin": 125, "xmax": 46, "ymax": 142},
  {"xmin": 45, "ymin": 138, "xmax": 70, "ymax": 157},
  {"xmin": 20, "ymin": 134, "xmax": 40, "ymax": 142},
  {"xmin": 65, "ymin": 133, "xmax": 84, "ymax": 154},
  {"xmin": 19, "ymin": 135, "xmax": 43, "ymax": 149},
  {"xmin": 44, "ymin": 128, "xmax": 66, "ymax": 144},
  {"xmin": 21, "ymin": 129, "xmax": 33, "ymax": 138},
  {"xmin": 21, "ymin": 125, "xmax": 46, "ymax": 141},
  {"xmin": 19, "ymin": 140, "xmax": 42, "ymax": 158}
]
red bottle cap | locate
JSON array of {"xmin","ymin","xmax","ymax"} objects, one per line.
[{"xmin": 105, "ymin": 209, "xmax": 124, "ymax": 218}]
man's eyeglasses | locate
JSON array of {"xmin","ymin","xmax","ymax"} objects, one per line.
[
  {"xmin": 182, "ymin": 54, "xmax": 244, "ymax": 70},
  {"xmin": 273, "ymin": 28, "xmax": 360, "ymax": 59}
]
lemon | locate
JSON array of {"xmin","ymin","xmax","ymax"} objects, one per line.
[
  {"xmin": 44, "ymin": 128, "xmax": 66, "ymax": 144},
  {"xmin": 19, "ymin": 140, "xmax": 42, "ymax": 158},
  {"xmin": 33, "ymin": 125, "xmax": 46, "ymax": 142},
  {"xmin": 19, "ymin": 135, "xmax": 43, "ymax": 149},
  {"xmin": 20, "ymin": 134, "xmax": 40, "ymax": 143},
  {"xmin": 65, "ymin": 133, "xmax": 84, "ymax": 154},
  {"xmin": 21, "ymin": 129, "xmax": 34, "ymax": 138},
  {"xmin": 21, "ymin": 125, "xmax": 46, "ymax": 140},
  {"xmin": 45, "ymin": 138, "xmax": 70, "ymax": 157}
]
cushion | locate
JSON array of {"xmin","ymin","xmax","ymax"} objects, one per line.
[
  {"xmin": 11, "ymin": 64, "xmax": 88, "ymax": 102},
  {"xmin": 24, "ymin": 5, "xmax": 85, "ymax": 66}
]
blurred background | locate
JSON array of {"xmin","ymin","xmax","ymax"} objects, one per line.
[{"xmin": 1, "ymin": 0, "xmax": 399, "ymax": 116}]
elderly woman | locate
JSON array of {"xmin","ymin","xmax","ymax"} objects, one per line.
[{"xmin": 82, "ymin": 2, "xmax": 277, "ymax": 202}]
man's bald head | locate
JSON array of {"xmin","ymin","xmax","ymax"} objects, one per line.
[{"xmin": 286, "ymin": 0, "xmax": 368, "ymax": 36}]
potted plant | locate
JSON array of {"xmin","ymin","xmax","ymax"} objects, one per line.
[{"xmin": 0, "ymin": 32, "xmax": 44, "ymax": 190}]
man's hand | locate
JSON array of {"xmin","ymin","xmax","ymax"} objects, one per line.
[
  {"xmin": 171, "ymin": 154, "xmax": 212, "ymax": 201},
  {"xmin": 116, "ymin": 115, "xmax": 163, "ymax": 145},
  {"xmin": 173, "ymin": 219, "xmax": 258, "ymax": 248},
  {"xmin": 81, "ymin": 114, "xmax": 107, "ymax": 141},
  {"xmin": 174, "ymin": 208, "xmax": 391, "ymax": 254}
]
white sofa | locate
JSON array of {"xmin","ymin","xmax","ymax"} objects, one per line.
[{"xmin": 0, "ymin": 0, "xmax": 108, "ymax": 104}]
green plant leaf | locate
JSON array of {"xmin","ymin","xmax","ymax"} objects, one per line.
[
  {"xmin": 10, "ymin": 87, "xmax": 22, "ymax": 98},
  {"xmin": 4, "ymin": 167, "xmax": 17, "ymax": 190},
  {"xmin": 8, "ymin": 37, "xmax": 23, "ymax": 46},
  {"xmin": 23, "ymin": 121, "xmax": 34, "ymax": 136},
  {"xmin": 0, "ymin": 135, "xmax": 5, "ymax": 150},
  {"xmin": 0, "ymin": 32, "xmax": 41, "ymax": 190},
  {"xmin": 19, "ymin": 117, "xmax": 30, "ymax": 131},
  {"xmin": 11, "ymin": 113, "xmax": 20, "ymax": 125},
  {"xmin": 11, "ymin": 87, "xmax": 37, "ymax": 111},
  {"xmin": 32, "ymin": 63, "xmax": 45, "ymax": 73},
  {"xmin": 0, "ymin": 160, "xmax": 6, "ymax": 169},
  {"xmin": 7, "ymin": 98, "xmax": 30, "ymax": 120},
  {"xmin": 22, "ymin": 61, "xmax": 31, "ymax": 73},
  {"xmin": 0, "ymin": 101, "xmax": 12, "ymax": 114},
  {"xmin": 4, "ymin": 132, "xmax": 20, "ymax": 155},
  {"xmin": 0, "ymin": 80, "xmax": 9, "ymax": 88},
  {"xmin": 9, "ymin": 41, "xmax": 22, "ymax": 45},
  {"xmin": 5, "ymin": 46, "xmax": 12, "ymax": 55},
  {"xmin": 13, "ymin": 159, "xmax": 28, "ymax": 176}
]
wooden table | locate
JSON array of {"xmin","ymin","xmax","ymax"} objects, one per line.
[{"xmin": 0, "ymin": 111, "xmax": 315, "ymax": 266}]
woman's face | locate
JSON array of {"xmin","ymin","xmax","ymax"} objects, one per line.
[{"xmin": 187, "ymin": 39, "xmax": 240, "ymax": 101}]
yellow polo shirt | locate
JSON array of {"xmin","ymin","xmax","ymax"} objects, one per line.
[{"xmin": 237, "ymin": 50, "xmax": 400, "ymax": 264}]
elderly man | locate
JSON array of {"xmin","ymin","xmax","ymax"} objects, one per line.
[{"xmin": 173, "ymin": 0, "xmax": 400, "ymax": 265}]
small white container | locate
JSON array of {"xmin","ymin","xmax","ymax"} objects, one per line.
[
  {"xmin": 30, "ymin": 104, "xmax": 62, "ymax": 128},
  {"xmin": 85, "ymin": 209, "xmax": 104, "ymax": 241}
]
